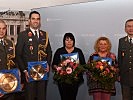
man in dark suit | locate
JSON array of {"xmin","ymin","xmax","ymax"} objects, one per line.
[
  {"xmin": 0, "ymin": 19, "xmax": 16, "ymax": 100},
  {"xmin": 15, "ymin": 11, "xmax": 52, "ymax": 100},
  {"xmin": 118, "ymin": 19, "xmax": 133, "ymax": 100}
]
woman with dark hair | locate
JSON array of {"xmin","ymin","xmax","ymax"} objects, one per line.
[{"xmin": 52, "ymin": 33, "xmax": 85, "ymax": 100}]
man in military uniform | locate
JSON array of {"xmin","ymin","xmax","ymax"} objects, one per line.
[
  {"xmin": 118, "ymin": 19, "xmax": 133, "ymax": 100},
  {"xmin": 0, "ymin": 19, "xmax": 16, "ymax": 100},
  {"xmin": 15, "ymin": 11, "xmax": 52, "ymax": 100}
]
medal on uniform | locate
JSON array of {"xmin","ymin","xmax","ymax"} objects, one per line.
[
  {"xmin": 28, "ymin": 32, "xmax": 32, "ymax": 37},
  {"xmin": 29, "ymin": 45, "xmax": 33, "ymax": 54},
  {"xmin": 121, "ymin": 50, "xmax": 125, "ymax": 57}
]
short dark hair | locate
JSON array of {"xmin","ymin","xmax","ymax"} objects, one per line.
[
  {"xmin": 29, "ymin": 11, "xmax": 40, "ymax": 19},
  {"xmin": 125, "ymin": 19, "xmax": 133, "ymax": 27},
  {"xmin": 63, "ymin": 32, "xmax": 75, "ymax": 47}
]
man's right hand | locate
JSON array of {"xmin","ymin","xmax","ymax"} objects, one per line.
[
  {"xmin": 0, "ymin": 93, "xmax": 4, "ymax": 98},
  {"xmin": 24, "ymin": 70, "xmax": 29, "ymax": 82}
]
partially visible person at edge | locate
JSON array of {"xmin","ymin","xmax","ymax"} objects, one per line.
[
  {"xmin": 52, "ymin": 33, "xmax": 86, "ymax": 100},
  {"xmin": 15, "ymin": 11, "xmax": 52, "ymax": 100},
  {"xmin": 0, "ymin": 19, "xmax": 17, "ymax": 100},
  {"xmin": 118, "ymin": 19, "xmax": 133, "ymax": 100},
  {"xmin": 87, "ymin": 37, "xmax": 118, "ymax": 100}
]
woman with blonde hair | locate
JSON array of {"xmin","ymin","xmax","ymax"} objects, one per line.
[{"xmin": 87, "ymin": 37, "xmax": 118, "ymax": 100}]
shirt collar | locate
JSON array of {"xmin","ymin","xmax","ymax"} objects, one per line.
[
  {"xmin": 30, "ymin": 27, "xmax": 39, "ymax": 35},
  {"xmin": 128, "ymin": 36, "xmax": 133, "ymax": 39},
  {"xmin": 0, "ymin": 38, "xmax": 4, "ymax": 41},
  {"xmin": 128, "ymin": 36, "xmax": 133, "ymax": 43}
]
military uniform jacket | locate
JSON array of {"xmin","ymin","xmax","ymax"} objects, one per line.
[
  {"xmin": 118, "ymin": 36, "xmax": 133, "ymax": 86},
  {"xmin": 15, "ymin": 28, "xmax": 52, "ymax": 72},
  {"xmin": 0, "ymin": 38, "xmax": 15, "ymax": 70}
]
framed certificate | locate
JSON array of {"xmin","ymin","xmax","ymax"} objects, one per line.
[
  {"xmin": 28, "ymin": 61, "xmax": 48, "ymax": 82},
  {"xmin": 0, "ymin": 68, "xmax": 21, "ymax": 94}
]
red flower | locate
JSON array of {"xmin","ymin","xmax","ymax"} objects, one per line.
[
  {"xmin": 105, "ymin": 68, "xmax": 110, "ymax": 73},
  {"xmin": 96, "ymin": 64, "xmax": 100, "ymax": 69},
  {"xmin": 73, "ymin": 63, "xmax": 78, "ymax": 69},
  {"xmin": 97, "ymin": 61, "xmax": 103, "ymax": 66}
]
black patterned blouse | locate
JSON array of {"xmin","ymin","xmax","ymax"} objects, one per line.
[{"xmin": 87, "ymin": 52, "xmax": 118, "ymax": 95}]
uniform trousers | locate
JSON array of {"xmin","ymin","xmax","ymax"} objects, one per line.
[
  {"xmin": 121, "ymin": 84, "xmax": 133, "ymax": 100},
  {"xmin": 25, "ymin": 80, "xmax": 47, "ymax": 100},
  {"xmin": 0, "ymin": 93, "xmax": 15, "ymax": 100}
]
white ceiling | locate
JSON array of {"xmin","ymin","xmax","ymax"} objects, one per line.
[{"xmin": 0, "ymin": 0, "xmax": 102, "ymax": 11}]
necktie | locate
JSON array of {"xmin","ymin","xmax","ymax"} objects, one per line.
[
  {"xmin": 0, "ymin": 40, "xmax": 4, "ymax": 45},
  {"xmin": 35, "ymin": 31, "xmax": 38, "ymax": 40},
  {"xmin": 130, "ymin": 38, "xmax": 132, "ymax": 44}
]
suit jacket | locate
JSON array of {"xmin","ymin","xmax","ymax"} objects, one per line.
[
  {"xmin": 118, "ymin": 36, "xmax": 133, "ymax": 86},
  {"xmin": 0, "ymin": 38, "xmax": 15, "ymax": 70},
  {"xmin": 15, "ymin": 28, "xmax": 52, "ymax": 75}
]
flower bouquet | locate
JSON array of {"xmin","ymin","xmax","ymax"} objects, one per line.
[
  {"xmin": 53, "ymin": 53, "xmax": 86, "ymax": 84},
  {"xmin": 87, "ymin": 56, "xmax": 118, "ymax": 90}
]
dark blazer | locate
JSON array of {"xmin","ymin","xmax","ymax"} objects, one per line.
[
  {"xmin": 0, "ymin": 38, "xmax": 16, "ymax": 100},
  {"xmin": 118, "ymin": 36, "xmax": 133, "ymax": 86},
  {"xmin": 15, "ymin": 28, "xmax": 52, "ymax": 85},
  {"xmin": 0, "ymin": 38, "xmax": 15, "ymax": 70},
  {"xmin": 16, "ymin": 28, "xmax": 52, "ymax": 72}
]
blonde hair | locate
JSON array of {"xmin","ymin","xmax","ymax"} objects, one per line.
[{"xmin": 94, "ymin": 37, "xmax": 112, "ymax": 52}]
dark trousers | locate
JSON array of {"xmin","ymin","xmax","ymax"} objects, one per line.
[
  {"xmin": 121, "ymin": 85, "xmax": 133, "ymax": 100},
  {"xmin": 25, "ymin": 80, "xmax": 47, "ymax": 100},
  {"xmin": 0, "ymin": 93, "xmax": 15, "ymax": 100},
  {"xmin": 58, "ymin": 83, "xmax": 79, "ymax": 100},
  {"xmin": 15, "ymin": 91, "xmax": 25, "ymax": 100}
]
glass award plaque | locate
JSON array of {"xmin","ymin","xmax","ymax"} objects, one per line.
[
  {"xmin": 28, "ymin": 61, "xmax": 48, "ymax": 82},
  {"xmin": 60, "ymin": 52, "xmax": 79, "ymax": 64},
  {"xmin": 93, "ymin": 56, "xmax": 112, "ymax": 65},
  {"xmin": 0, "ymin": 68, "xmax": 21, "ymax": 94}
]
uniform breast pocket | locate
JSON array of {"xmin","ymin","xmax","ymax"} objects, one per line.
[{"xmin": 120, "ymin": 46, "xmax": 127, "ymax": 56}]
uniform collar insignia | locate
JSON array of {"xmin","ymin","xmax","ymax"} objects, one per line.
[{"xmin": 124, "ymin": 36, "xmax": 128, "ymax": 42}]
